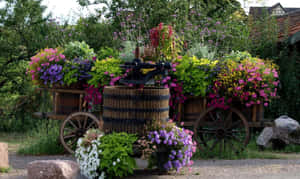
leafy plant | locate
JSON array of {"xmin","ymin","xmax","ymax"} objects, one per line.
[
  {"xmin": 187, "ymin": 43, "xmax": 216, "ymax": 60},
  {"xmin": 76, "ymin": 131, "xmax": 137, "ymax": 179},
  {"xmin": 97, "ymin": 47, "xmax": 120, "ymax": 60},
  {"xmin": 88, "ymin": 58, "xmax": 123, "ymax": 87},
  {"xmin": 174, "ymin": 56, "xmax": 218, "ymax": 96},
  {"xmin": 63, "ymin": 41, "xmax": 96, "ymax": 60},
  {"xmin": 119, "ymin": 41, "xmax": 137, "ymax": 62}
]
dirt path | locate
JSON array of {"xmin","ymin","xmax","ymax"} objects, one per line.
[{"xmin": 3, "ymin": 153, "xmax": 300, "ymax": 179}]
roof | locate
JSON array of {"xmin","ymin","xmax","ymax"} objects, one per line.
[{"xmin": 249, "ymin": 3, "xmax": 300, "ymax": 19}]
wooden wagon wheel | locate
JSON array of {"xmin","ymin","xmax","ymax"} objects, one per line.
[
  {"xmin": 193, "ymin": 106, "xmax": 250, "ymax": 157},
  {"xmin": 60, "ymin": 112, "xmax": 102, "ymax": 154}
]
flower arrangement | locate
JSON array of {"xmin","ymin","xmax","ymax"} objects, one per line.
[
  {"xmin": 63, "ymin": 58, "xmax": 93, "ymax": 87},
  {"xmin": 149, "ymin": 23, "xmax": 182, "ymax": 61},
  {"xmin": 75, "ymin": 130, "xmax": 137, "ymax": 179},
  {"xmin": 27, "ymin": 48, "xmax": 66, "ymax": 87},
  {"xmin": 63, "ymin": 41, "xmax": 96, "ymax": 60},
  {"xmin": 147, "ymin": 121, "xmax": 196, "ymax": 172},
  {"xmin": 174, "ymin": 56, "xmax": 218, "ymax": 96},
  {"xmin": 209, "ymin": 56, "xmax": 279, "ymax": 108}
]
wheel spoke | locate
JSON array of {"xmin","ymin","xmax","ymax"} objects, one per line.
[
  {"xmin": 83, "ymin": 115, "xmax": 88, "ymax": 128},
  {"xmin": 208, "ymin": 111, "xmax": 217, "ymax": 122},
  {"xmin": 224, "ymin": 111, "xmax": 232, "ymax": 129},
  {"xmin": 64, "ymin": 133, "xmax": 76, "ymax": 140},
  {"xmin": 74, "ymin": 116, "xmax": 82, "ymax": 128},
  {"xmin": 86, "ymin": 120, "xmax": 97, "ymax": 130},
  {"xmin": 68, "ymin": 119, "xmax": 78, "ymax": 129}
]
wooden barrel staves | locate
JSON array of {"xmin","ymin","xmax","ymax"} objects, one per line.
[{"xmin": 103, "ymin": 86, "xmax": 170, "ymax": 135}]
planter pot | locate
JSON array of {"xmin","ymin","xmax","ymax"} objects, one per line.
[{"xmin": 102, "ymin": 86, "xmax": 170, "ymax": 135}]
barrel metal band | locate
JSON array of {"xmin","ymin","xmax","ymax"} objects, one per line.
[
  {"xmin": 103, "ymin": 117, "xmax": 169, "ymax": 124},
  {"xmin": 103, "ymin": 94, "xmax": 170, "ymax": 101},
  {"xmin": 103, "ymin": 106, "xmax": 169, "ymax": 113}
]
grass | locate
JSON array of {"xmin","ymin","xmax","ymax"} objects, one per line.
[
  {"xmin": 0, "ymin": 167, "xmax": 10, "ymax": 173},
  {"xmin": 192, "ymin": 136, "xmax": 300, "ymax": 160},
  {"xmin": 17, "ymin": 120, "xmax": 65, "ymax": 155}
]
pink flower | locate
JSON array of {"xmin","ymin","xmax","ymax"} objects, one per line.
[
  {"xmin": 248, "ymin": 78, "xmax": 253, "ymax": 82},
  {"xmin": 239, "ymin": 79, "xmax": 244, "ymax": 84},
  {"xmin": 59, "ymin": 54, "xmax": 65, "ymax": 59},
  {"xmin": 246, "ymin": 103, "xmax": 251, "ymax": 107},
  {"xmin": 273, "ymin": 72, "xmax": 278, "ymax": 78},
  {"xmin": 37, "ymin": 67, "xmax": 41, "ymax": 71},
  {"xmin": 180, "ymin": 122, "xmax": 184, "ymax": 126},
  {"xmin": 257, "ymin": 100, "xmax": 261, "ymax": 104},
  {"xmin": 110, "ymin": 74, "xmax": 114, "ymax": 77},
  {"xmin": 252, "ymin": 93, "xmax": 257, "ymax": 98},
  {"xmin": 264, "ymin": 103, "xmax": 268, "ymax": 107},
  {"xmin": 92, "ymin": 56, "xmax": 97, "ymax": 61},
  {"xmin": 256, "ymin": 77, "xmax": 262, "ymax": 81},
  {"xmin": 263, "ymin": 69, "xmax": 270, "ymax": 75},
  {"xmin": 236, "ymin": 86, "xmax": 241, "ymax": 90}
]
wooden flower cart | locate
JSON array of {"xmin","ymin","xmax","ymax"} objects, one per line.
[
  {"xmin": 178, "ymin": 96, "xmax": 274, "ymax": 155},
  {"xmin": 34, "ymin": 88, "xmax": 101, "ymax": 154}
]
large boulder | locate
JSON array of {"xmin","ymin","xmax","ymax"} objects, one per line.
[
  {"xmin": 275, "ymin": 115, "xmax": 300, "ymax": 133},
  {"xmin": 256, "ymin": 127, "xmax": 274, "ymax": 148},
  {"xmin": 0, "ymin": 142, "xmax": 9, "ymax": 169},
  {"xmin": 257, "ymin": 115, "xmax": 300, "ymax": 149},
  {"xmin": 27, "ymin": 160, "xmax": 79, "ymax": 179}
]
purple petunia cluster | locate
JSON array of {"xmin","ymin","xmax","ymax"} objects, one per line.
[
  {"xmin": 40, "ymin": 64, "xmax": 64, "ymax": 85},
  {"xmin": 148, "ymin": 125, "xmax": 197, "ymax": 172}
]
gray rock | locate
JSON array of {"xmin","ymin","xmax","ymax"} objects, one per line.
[
  {"xmin": 256, "ymin": 127, "xmax": 274, "ymax": 148},
  {"xmin": 27, "ymin": 160, "xmax": 79, "ymax": 179},
  {"xmin": 0, "ymin": 142, "xmax": 9, "ymax": 169},
  {"xmin": 275, "ymin": 115, "xmax": 299, "ymax": 133}
]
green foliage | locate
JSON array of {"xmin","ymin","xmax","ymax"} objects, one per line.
[
  {"xmin": 224, "ymin": 51, "xmax": 252, "ymax": 62},
  {"xmin": 18, "ymin": 120, "xmax": 65, "ymax": 155},
  {"xmin": 63, "ymin": 41, "xmax": 95, "ymax": 60},
  {"xmin": 119, "ymin": 41, "xmax": 137, "ymax": 62},
  {"xmin": 75, "ymin": 17, "xmax": 117, "ymax": 51},
  {"xmin": 88, "ymin": 58, "xmax": 123, "ymax": 87},
  {"xmin": 97, "ymin": 47, "xmax": 119, "ymax": 60},
  {"xmin": 98, "ymin": 133, "xmax": 137, "ymax": 178},
  {"xmin": 188, "ymin": 43, "xmax": 216, "ymax": 60},
  {"xmin": 0, "ymin": 167, "xmax": 10, "ymax": 173},
  {"xmin": 175, "ymin": 56, "xmax": 218, "ymax": 96},
  {"xmin": 264, "ymin": 48, "xmax": 300, "ymax": 120}
]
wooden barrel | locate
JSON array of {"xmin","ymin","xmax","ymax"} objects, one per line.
[
  {"xmin": 102, "ymin": 86, "xmax": 170, "ymax": 135},
  {"xmin": 182, "ymin": 96, "xmax": 206, "ymax": 121}
]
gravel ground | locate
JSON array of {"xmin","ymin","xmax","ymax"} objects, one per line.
[{"xmin": 2, "ymin": 153, "xmax": 300, "ymax": 179}]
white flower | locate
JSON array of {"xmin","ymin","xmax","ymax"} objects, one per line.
[
  {"xmin": 112, "ymin": 161, "xmax": 116, "ymax": 166},
  {"xmin": 116, "ymin": 158, "xmax": 120, "ymax": 163},
  {"xmin": 99, "ymin": 172, "xmax": 105, "ymax": 179}
]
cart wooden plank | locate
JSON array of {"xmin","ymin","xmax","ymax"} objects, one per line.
[{"xmin": 33, "ymin": 112, "xmax": 67, "ymax": 120}]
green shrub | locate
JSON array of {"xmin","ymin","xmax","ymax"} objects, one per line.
[{"xmin": 63, "ymin": 41, "xmax": 96, "ymax": 60}]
